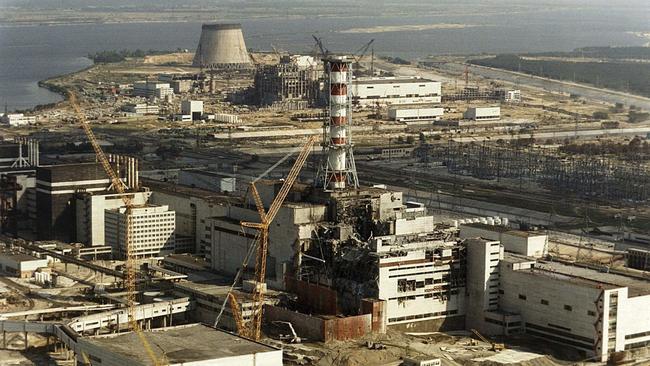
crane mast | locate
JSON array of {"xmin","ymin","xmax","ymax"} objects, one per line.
[
  {"xmin": 68, "ymin": 91, "xmax": 164, "ymax": 366},
  {"xmin": 232, "ymin": 136, "xmax": 316, "ymax": 340}
]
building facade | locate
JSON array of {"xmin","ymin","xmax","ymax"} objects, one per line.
[
  {"xmin": 351, "ymin": 77, "xmax": 442, "ymax": 106},
  {"xmin": 105, "ymin": 205, "xmax": 176, "ymax": 258}
]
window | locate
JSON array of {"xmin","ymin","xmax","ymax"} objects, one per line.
[
  {"xmin": 519, "ymin": 294, "xmax": 527, "ymax": 300},
  {"xmin": 541, "ymin": 299, "xmax": 549, "ymax": 305},
  {"xmin": 588, "ymin": 310, "xmax": 596, "ymax": 317},
  {"xmin": 564, "ymin": 305, "xmax": 573, "ymax": 311},
  {"xmin": 498, "ymin": 289, "xmax": 504, "ymax": 294}
]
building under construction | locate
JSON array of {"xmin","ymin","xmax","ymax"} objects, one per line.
[{"xmin": 253, "ymin": 55, "xmax": 324, "ymax": 110}]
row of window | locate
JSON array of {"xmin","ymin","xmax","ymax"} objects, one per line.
[
  {"xmin": 388, "ymin": 309, "xmax": 458, "ymax": 323},
  {"xmin": 516, "ymin": 294, "xmax": 596, "ymax": 316}
]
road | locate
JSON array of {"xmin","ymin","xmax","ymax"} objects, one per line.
[{"xmin": 440, "ymin": 62, "xmax": 650, "ymax": 110}]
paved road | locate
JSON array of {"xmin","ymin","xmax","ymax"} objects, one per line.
[{"xmin": 439, "ymin": 62, "xmax": 650, "ymax": 111}]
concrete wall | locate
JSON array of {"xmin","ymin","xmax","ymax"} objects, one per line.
[
  {"xmin": 466, "ymin": 239, "xmax": 502, "ymax": 333},
  {"xmin": 378, "ymin": 248, "xmax": 466, "ymax": 328},
  {"xmin": 76, "ymin": 191, "xmax": 151, "ymax": 247},
  {"xmin": 460, "ymin": 225, "xmax": 547, "ymax": 258},
  {"xmin": 210, "ymin": 203, "xmax": 326, "ymax": 290},
  {"xmin": 499, "ymin": 260, "xmax": 604, "ymax": 357},
  {"xmin": 394, "ymin": 216, "xmax": 434, "ymax": 235},
  {"xmin": 264, "ymin": 305, "xmax": 372, "ymax": 343},
  {"xmin": 149, "ymin": 190, "xmax": 230, "ymax": 256}
]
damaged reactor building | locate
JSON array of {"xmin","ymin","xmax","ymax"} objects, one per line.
[{"xmin": 210, "ymin": 56, "xmax": 468, "ymax": 331}]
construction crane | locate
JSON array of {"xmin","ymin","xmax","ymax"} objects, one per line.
[
  {"xmin": 312, "ymin": 35, "xmax": 328, "ymax": 58},
  {"xmin": 353, "ymin": 39, "xmax": 375, "ymax": 74},
  {"xmin": 230, "ymin": 136, "xmax": 316, "ymax": 340},
  {"xmin": 68, "ymin": 91, "xmax": 165, "ymax": 366}
]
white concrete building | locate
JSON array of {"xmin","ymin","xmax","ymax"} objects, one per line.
[
  {"xmin": 464, "ymin": 106, "xmax": 501, "ymax": 121},
  {"xmin": 132, "ymin": 82, "xmax": 174, "ymax": 99},
  {"xmin": 75, "ymin": 191, "xmax": 152, "ymax": 247},
  {"xmin": 1, "ymin": 113, "xmax": 36, "ymax": 126},
  {"xmin": 105, "ymin": 204, "xmax": 176, "ymax": 258},
  {"xmin": 388, "ymin": 107, "xmax": 444, "ymax": 122},
  {"xmin": 372, "ymin": 234, "xmax": 467, "ymax": 331},
  {"xmin": 352, "ymin": 77, "xmax": 442, "ymax": 106},
  {"xmin": 122, "ymin": 103, "xmax": 159, "ymax": 115},
  {"xmin": 465, "ymin": 238, "xmax": 505, "ymax": 333},
  {"xmin": 0, "ymin": 248, "xmax": 49, "ymax": 278},
  {"xmin": 180, "ymin": 100, "xmax": 204, "ymax": 120},
  {"xmin": 499, "ymin": 254, "xmax": 650, "ymax": 362},
  {"xmin": 504, "ymin": 90, "xmax": 522, "ymax": 103},
  {"xmin": 460, "ymin": 223, "xmax": 547, "ymax": 258}
]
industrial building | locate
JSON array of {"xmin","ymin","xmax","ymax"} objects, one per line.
[
  {"xmin": 351, "ymin": 77, "xmax": 442, "ymax": 106},
  {"xmin": 459, "ymin": 223, "xmax": 548, "ymax": 258},
  {"xmin": 497, "ymin": 254, "xmax": 650, "ymax": 362},
  {"xmin": 178, "ymin": 169, "xmax": 236, "ymax": 193},
  {"xmin": 388, "ymin": 106, "xmax": 444, "ymax": 122},
  {"xmin": 105, "ymin": 204, "xmax": 176, "ymax": 258},
  {"xmin": 0, "ymin": 139, "xmax": 40, "ymax": 235},
  {"xmin": 35, "ymin": 163, "xmax": 113, "ymax": 242},
  {"xmin": 0, "ymin": 245, "xmax": 49, "ymax": 278},
  {"xmin": 132, "ymin": 81, "xmax": 174, "ymax": 99},
  {"xmin": 75, "ymin": 191, "xmax": 152, "ymax": 247},
  {"xmin": 77, "ymin": 324, "xmax": 282, "ymax": 366},
  {"xmin": 254, "ymin": 55, "xmax": 324, "ymax": 109},
  {"xmin": 35, "ymin": 155, "xmax": 139, "ymax": 243},
  {"xmin": 464, "ymin": 106, "xmax": 501, "ymax": 121},
  {"xmin": 1, "ymin": 113, "xmax": 36, "ymax": 126},
  {"xmin": 180, "ymin": 100, "xmax": 203, "ymax": 121},
  {"xmin": 121, "ymin": 103, "xmax": 159, "ymax": 116},
  {"xmin": 192, "ymin": 23, "xmax": 251, "ymax": 69}
]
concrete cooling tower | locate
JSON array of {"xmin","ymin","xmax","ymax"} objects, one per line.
[{"xmin": 193, "ymin": 23, "xmax": 252, "ymax": 69}]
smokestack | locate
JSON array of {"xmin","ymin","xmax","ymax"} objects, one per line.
[
  {"xmin": 317, "ymin": 56, "xmax": 359, "ymax": 191},
  {"xmin": 193, "ymin": 23, "xmax": 251, "ymax": 69}
]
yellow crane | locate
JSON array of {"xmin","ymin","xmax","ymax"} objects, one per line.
[
  {"xmin": 68, "ymin": 91, "xmax": 165, "ymax": 366},
  {"xmin": 230, "ymin": 136, "xmax": 316, "ymax": 340}
]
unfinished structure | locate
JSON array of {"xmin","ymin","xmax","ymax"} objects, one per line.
[
  {"xmin": 193, "ymin": 23, "xmax": 251, "ymax": 69},
  {"xmin": 317, "ymin": 55, "xmax": 359, "ymax": 191},
  {"xmin": 254, "ymin": 55, "xmax": 323, "ymax": 110}
]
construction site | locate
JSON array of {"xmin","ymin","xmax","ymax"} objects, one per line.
[{"xmin": 2, "ymin": 17, "xmax": 650, "ymax": 366}]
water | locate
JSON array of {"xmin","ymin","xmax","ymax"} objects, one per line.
[{"xmin": 0, "ymin": 5, "xmax": 648, "ymax": 111}]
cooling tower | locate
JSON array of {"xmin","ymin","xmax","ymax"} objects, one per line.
[{"xmin": 193, "ymin": 23, "xmax": 251, "ymax": 69}]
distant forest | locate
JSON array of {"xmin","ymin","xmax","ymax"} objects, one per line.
[
  {"xmin": 533, "ymin": 46, "xmax": 650, "ymax": 60},
  {"xmin": 470, "ymin": 50, "xmax": 650, "ymax": 97},
  {"xmin": 88, "ymin": 49, "xmax": 176, "ymax": 63}
]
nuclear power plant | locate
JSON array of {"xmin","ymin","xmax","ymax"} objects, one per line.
[
  {"xmin": 192, "ymin": 23, "xmax": 251, "ymax": 69},
  {"xmin": 5, "ymin": 7, "xmax": 650, "ymax": 366}
]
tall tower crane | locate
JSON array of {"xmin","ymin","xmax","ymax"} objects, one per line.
[
  {"xmin": 230, "ymin": 136, "xmax": 316, "ymax": 340},
  {"xmin": 68, "ymin": 91, "xmax": 165, "ymax": 366}
]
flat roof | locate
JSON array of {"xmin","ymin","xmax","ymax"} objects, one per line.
[
  {"xmin": 84, "ymin": 324, "xmax": 279, "ymax": 365},
  {"xmin": 0, "ymin": 249, "xmax": 43, "ymax": 262},
  {"xmin": 463, "ymin": 223, "xmax": 545, "ymax": 237},
  {"xmin": 355, "ymin": 77, "xmax": 436, "ymax": 85},
  {"xmin": 506, "ymin": 255, "xmax": 650, "ymax": 297},
  {"xmin": 142, "ymin": 178, "xmax": 241, "ymax": 205}
]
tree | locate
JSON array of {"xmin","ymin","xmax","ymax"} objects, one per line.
[{"xmin": 592, "ymin": 111, "xmax": 609, "ymax": 120}]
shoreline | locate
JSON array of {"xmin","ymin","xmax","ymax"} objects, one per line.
[{"xmin": 27, "ymin": 63, "xmax": 95, "ymax": 113}]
